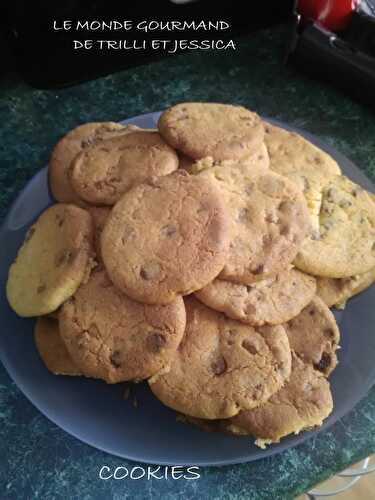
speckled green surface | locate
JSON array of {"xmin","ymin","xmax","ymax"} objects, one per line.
[{"xmin": 1, "ymin": 27, "xmax": 375, "ymax": 499}]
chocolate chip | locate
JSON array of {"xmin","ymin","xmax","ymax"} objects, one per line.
[
  {"xmin": 314, "ymin": 353, "xmax": 331, "ymax": 373},
  {"xmin": 280, "ymin": 225, "xmax": 291, "ymax": 236},
  {"xmin": 324, "ymin": 328, "xmax": 335, "ymax": 339},
  {"xmin": 309, "ymin": 308, "xmax": 315, "ymax": 316},
  {"xmin": 37, "ymin": 284, "xmax": 46, "ymax": 294},
  {"xmin": 140, "ymin": 262, "xmax": 161, "ymax": 280},
  {"xmin": 110, "ymin": 350, "xmax": 122, "ymax": 368},
  {"xmin": 211, "ymin": 357, "xmax": 227, "ymax": 376},
  {"xmin": 253, "ymin": 264, "xmax": 264, "ymax": 275},
  {"xmin": 245, "ymin": 285, "xmax": 253, "ymax": 293},
  {"xmin": 148, "ymin": 332, "xmax": 167, "ymax": 352},
  {"xmin": 242, "ymin": 340, "xmax": 258, "ymax": 355},
  {"xmin": 237, "ymin": 208, "xmax": 249, "ymax": 223},
  {"xmin": 161, "ymin": 224, "xmax": 177, "ymax": 237},
  {"xmin": 278, "ymin": 201, "xmax": 294, "ymax": 213}
]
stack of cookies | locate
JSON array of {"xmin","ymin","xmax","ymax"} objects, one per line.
[{"xmin": 6, "ymin": 103, "xmax": 375, "ymax": 448}]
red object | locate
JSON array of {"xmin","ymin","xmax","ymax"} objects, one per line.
[{"xmin": 298, "ymin": 0, "xmax": 360, "ymax": 31}]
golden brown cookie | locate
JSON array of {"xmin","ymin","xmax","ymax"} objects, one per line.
[
  {"xmin": 284, "ymin": 296, "xmax": 340, "ymax": 376},
  {"xmin": 101, "ymin": 170, "xmax": 231, "ymax": 305},
  {"xmin": 49, "ymin": 122, "xmax": 135, "ymax": 205},
  {"xmin": 158, "ymin": 103, "xmax": 264, "ymax": 161},
  {"xmin": 34, "ymin": 317, "xmax": 82, "ymax": 376},
  {"xmin": 221, "ymin": 353, "xmax": 333, "ymax": 446},
  {"xmin": 87, "ymin": 206, "xmax": 111, "ymax": 263},
  {"xmin": 59, "ymin": 270, "xmax": 186, "ymax": 383},
  {"xmin": 294, "ymin": 176, "xmax": 375, "ymax": 278},
  {"xmin": 195, "ymin": 269, "xmax": 316, "ymax": 326},
  {"xmin": 197, "ymin": 162, "xmax": 310, "ymax": 283},
  {"xmin": 70, "ymin": 131, "xmax": 179, "ymax": 205},
  {"xmin": 6, "ymin": 204, "xmax": 94, "ymax": 317},
  {"xmin": 316, "ymin": 267, "xmax": 375, "ymax": 309},
  {"xmin": 149, "ymin": 297, "xmax": 291, "ymax": 420}
]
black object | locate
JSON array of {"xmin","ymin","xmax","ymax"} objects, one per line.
[
  {"xmin": 1, "ymin": 0, "xmax": 293, "ymax": 89},
  {"xmin": 287, "ymin": 2, "xmax": 375, "ymax": 108}
]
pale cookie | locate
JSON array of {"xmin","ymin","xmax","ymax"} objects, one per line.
[
  {"xmin": 188, "ymin": 143, "xmax": 270, "ymax": 175},
  {"xmin": 49, "ymin": 122, "xmax": 138, "ymax": 205},
  {"xmin": 87, "ymin": 206, "xmax": 111, "ymax": 263},
  {"xmin": 195, "ymin": 269, "xmax": 316, "ymax": 326},
  {"xmin": 70, "ymin": 130, "xmax": 179, "ymax": 205},
  {"xmin": 59, "ymin": 270, "xmax": 186, "ymax": 383},
  {"xmin": 264, "ymin": 123, "xmax": 341, "ymax": 232},
  {"xmin": 284, "ymin": 296, "xmax": 340, "ymax": 376},
  {"xmin": 222, "ymin": 353, "xmax": 333, "ymax": 446},
  {"xmin": 294, "ymin": 176, "xmax": 375, "ymax": 278},
  {"xmin": 101, "ymin": 170, "xmax": 230, "ymax": 305},
  {"xmin": 316, "ymin": 267, "xmax": 375, "ymax": 309},
  {"xmin": 198, "ymin": 162, "xmax": 310, "ymax": 283},
  {"xmin": 6, "ymin": 204, "xmax": 94, "ymax": 317},
  {"xmin": 149, "ymin": 297, "xmax": 292, "ymax": 420},
  {"xmin": 158, "ymin": 103, "xmax": 264, "ymax": 161},
  {"xmin": 34, "ymin": 317, "xmax": 82, "ymax": 376}
]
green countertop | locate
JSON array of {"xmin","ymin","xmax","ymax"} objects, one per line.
[{"xmin": 1, "ymin": 26, "xmax": 375, "ymax": 500}]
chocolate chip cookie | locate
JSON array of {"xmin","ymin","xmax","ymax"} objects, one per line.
[
  {"xmin": 70, "ymin": 130, "xmax": 179, "ymax": 205},
  {"xmin": 6, "ymin": 204, "xmax": 94, "ymax": 316},
  {"xmin": 158, "ymin": 103, "xmax": 264, "ymax": 161},
  {"xmin": 195, "ymin": 269, "xmax": 316, "ymax": 326},
  {"xmin": 149, "ymin": 297, "xmax": 291, "ymax": 419},
  {"xmin": 59, "ymin": 269, "xmax": 186, "ymax": 383},
  {"xmin": 101, "ymin": 170, "xmax": 231, "ymax": 304},
  {"xmin": 198, "ymin": 162, "xmax": 310, "ymax": 283}
]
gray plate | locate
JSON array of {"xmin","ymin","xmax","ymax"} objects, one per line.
[{"xmin": 1, "ymin": 112, "xmax": 375, "ymax": 466}]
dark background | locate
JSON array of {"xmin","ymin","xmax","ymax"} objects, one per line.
[{"xmin": 0, "ymin": 0, "xmax": 294, "ymax": 87}]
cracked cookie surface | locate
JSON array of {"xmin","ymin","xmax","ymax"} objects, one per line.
[
  {"xmin": 158, "ymin": 103, "xmax": 264, "ymax": 161},
  {"xmin": 101, "ymin": 170, "xmax": 230, "ymax": 304},
  {"xmin": 294, "ymin": 175, "xmax": 375, "ymax": 278},
  {"xmin": 284, "ymin": 296, "xmax": 340, "ymax": 376},
  {"xmin": 59, "ymin": 270, "xmax": 186, "ymax": 383},
  {"xmin": 34, "ymin": 317, "xmax": 82, "ymax": 376},
  {"xmin": 149, "ymin": 297, "xmax": 291, "ymax": 419},
  {"xmin": 49, "ymin": 122, "xmax": 137, "ymax": 205},
  {"xmin": 70, "ymin": 130, "xmax": 179, "ymax": 205},
  {"xmin": 195, "ymin": 269, "xmax": 316, "ymax": 326},
  {"xmin": 198, "ymin": 162, "xmax": 310, "ymax": 283},
  {"xmin": 6, "ymin": 204, "xmax": 94, "ymax": 317}
]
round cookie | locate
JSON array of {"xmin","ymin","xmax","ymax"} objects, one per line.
[
  {"xmin": 158, "ymin": 103, "xmax": 264, "ymax": 161},
  {"xmin": 198, "ymin": 162, "xmax": 310, "ymax": 283},
  {"xmin": 149, "ymin": 297, "xmax": 292, "ymax": 420},
  {"xmin": 284, "ymin": 296, "xmax": 340, "ymax": 376},
  {"xmin": 101, "ymin": 170, "xmax": 231, "ymax": 305},
  {"xmin": 195, "ymin": 269, "xmax": 317, "ymax": 326},
  {"xmin": 316, "ymin": 267, "xmax": 375, "ymax": 309},
  {"xmin": 59, "ymin": 269, "xmax": 186, "ymax": 384},
  {"xmin": 34, "ymin": 317, "xmax": 82, "ymax": 376},
  {"xmin": 264, "ymin": 123, "xmax": 341, "ymax": 233},
  {"xmin": 87, "ymin": 206, "xmax": 111, "ymax": 263},
  {"xmin": 294, "ymin": 176, "xmax": 375, "ymax": 278},
  {"xmin": 222, "ymin": 353, "xmax": 333, "ymax": 447},
  {"xmin": 188, "ymin": 143, "xmax": 270, "ymax": 175},
  {"xmin": 70, "ymin": 130, "xmax": 179, "ymax": 205},
  {"xmin": 6, "ymin": 204, "xmax": 94, "ymax": 317},
  {"xmin": 49, "ymin": 122, "xmax": 138, "ymax": 205}
]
